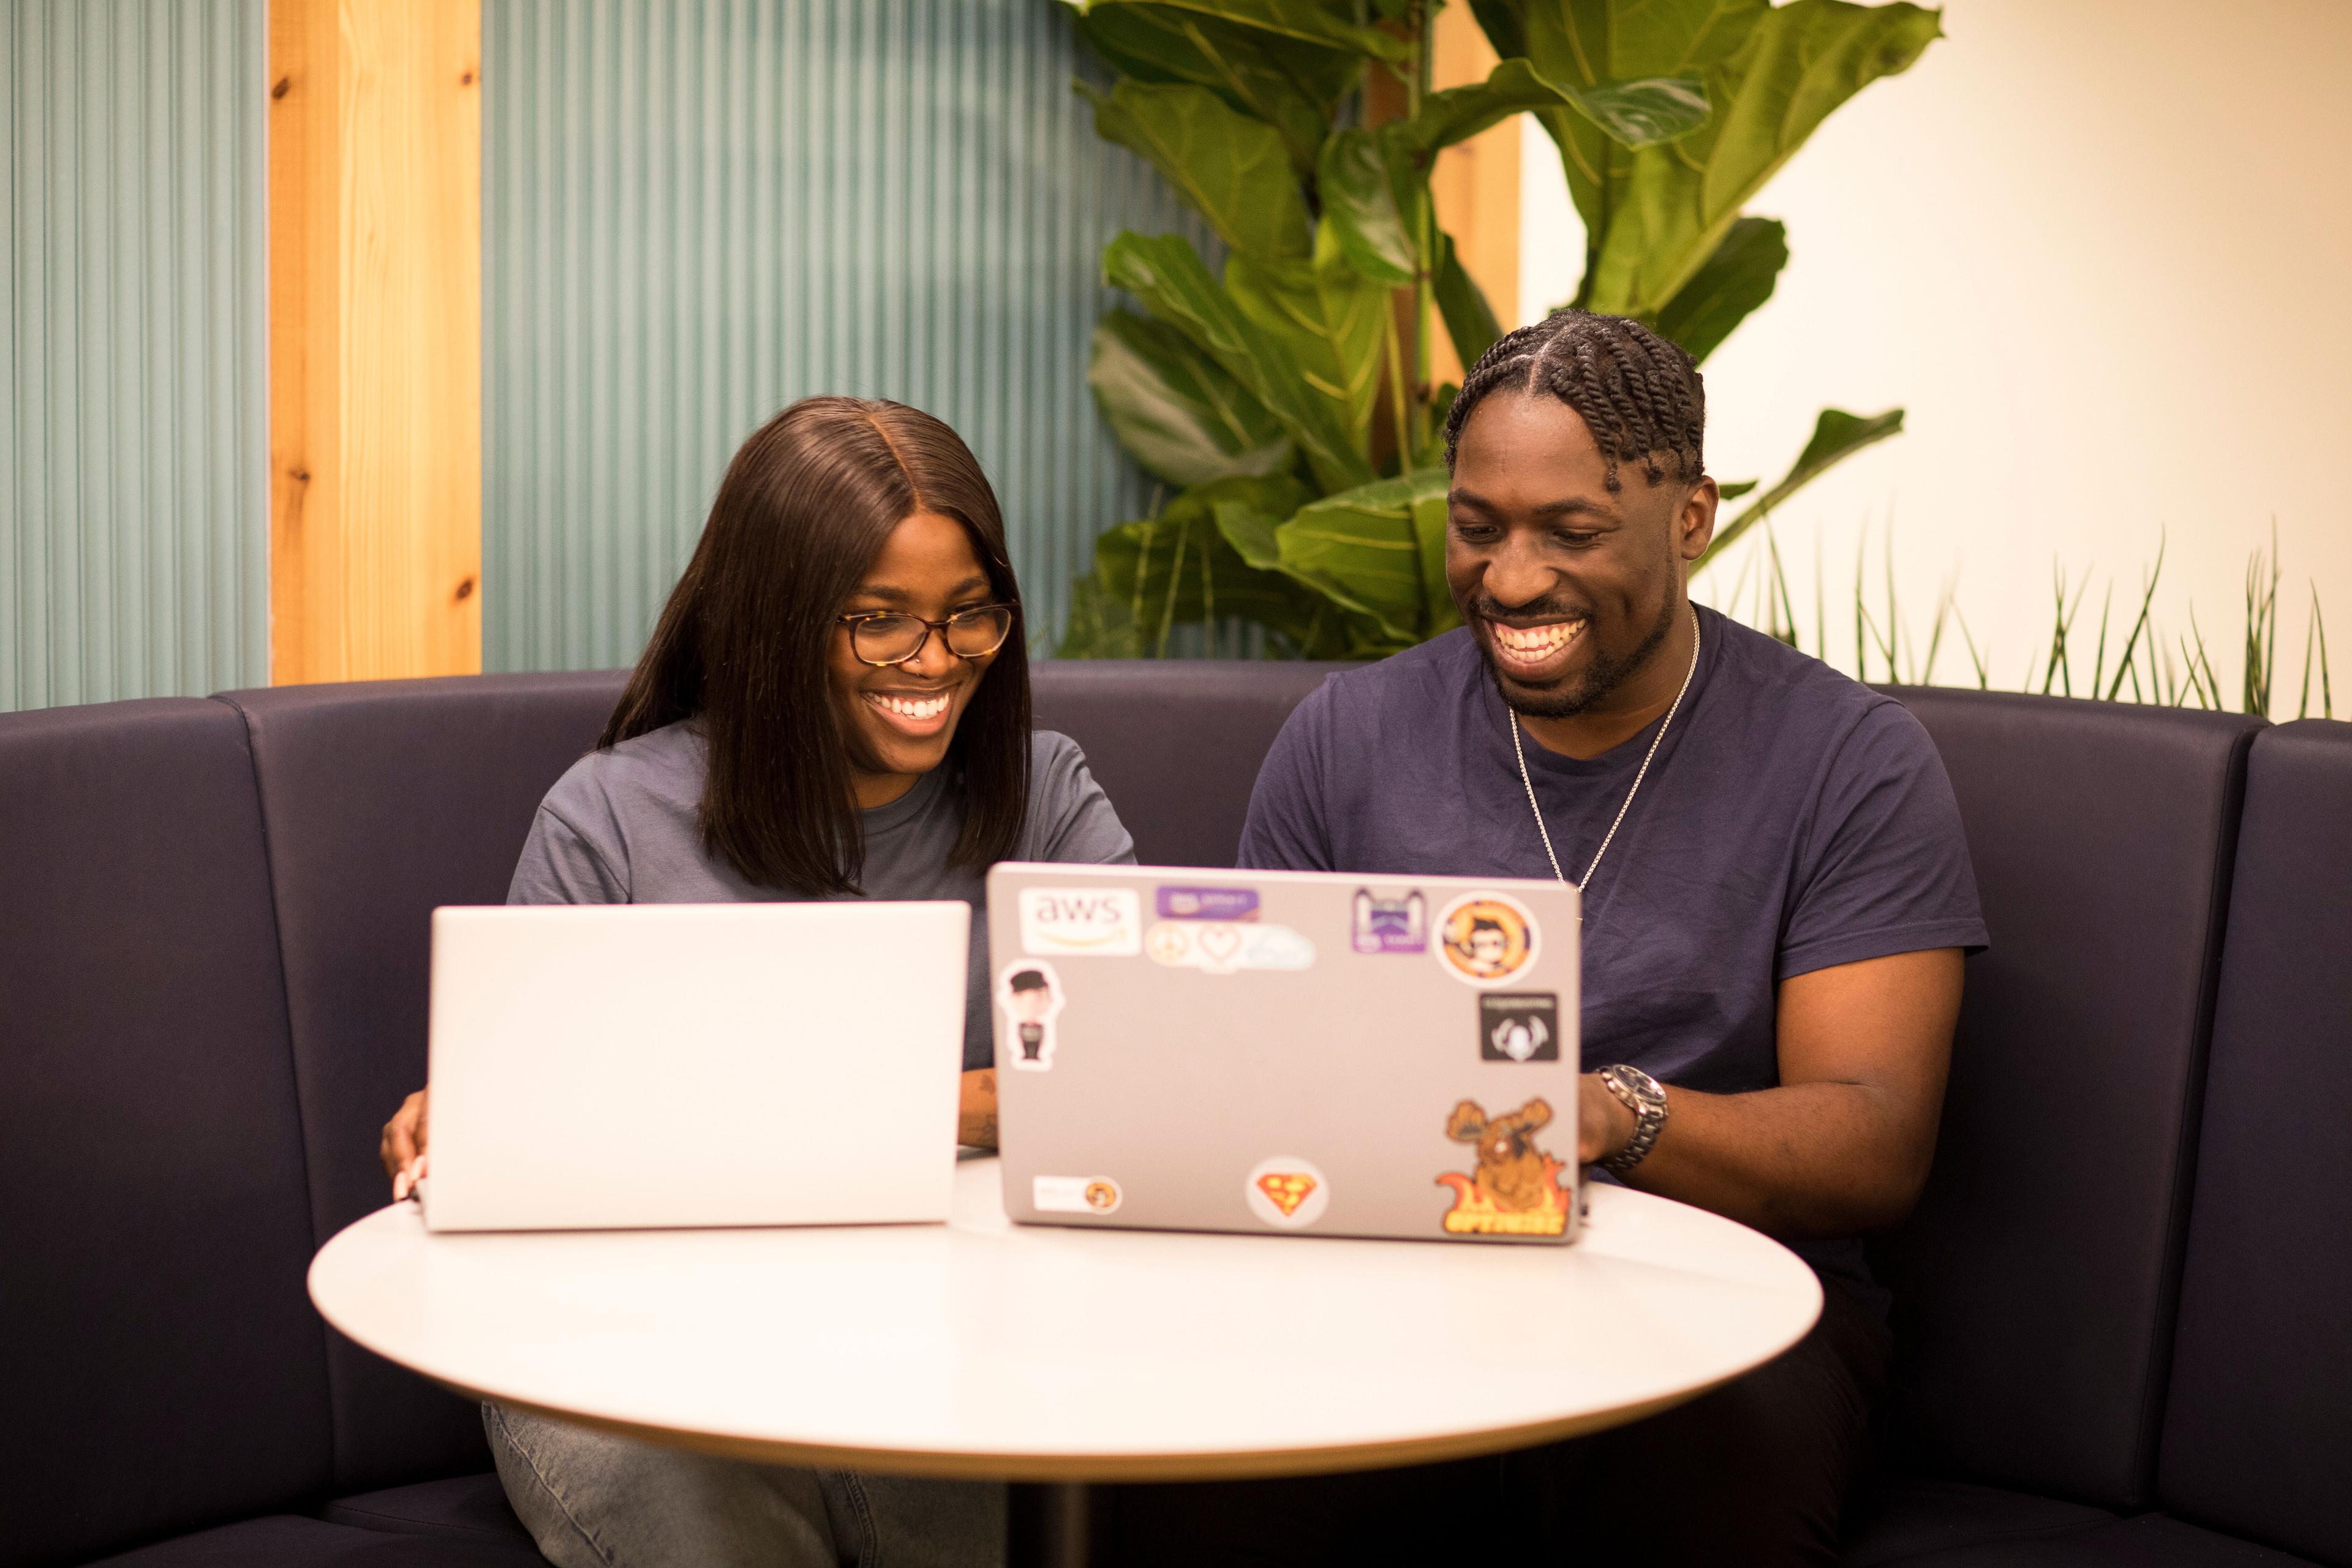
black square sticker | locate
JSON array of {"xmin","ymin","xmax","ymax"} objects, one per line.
[{"xmin": 1480, "ymin": 993, "xmax": 1560, "ymax": 1061}]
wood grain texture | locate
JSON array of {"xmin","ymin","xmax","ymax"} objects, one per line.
[
  {"xmin": 1428, "ymin": 6, "xmax": 1521, "ymax": 386},
  {"xmin": 268, "ymin": 0, "xmax": 481, "ymax": 684}
]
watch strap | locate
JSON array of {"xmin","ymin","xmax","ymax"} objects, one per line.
[{"xmin": 1597, "ymin": 1064, "xmax": 1668, "ymax": 1174}]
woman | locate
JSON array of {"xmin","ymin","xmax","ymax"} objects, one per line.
[{"xmin": 377, "ymin": 396, "xmax": 1134, "ymax": 1568}]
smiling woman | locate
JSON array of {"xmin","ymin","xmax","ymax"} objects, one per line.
[{"xmin": 370, "ymin": 396, "xmax": 1137, "ymax": 1568}]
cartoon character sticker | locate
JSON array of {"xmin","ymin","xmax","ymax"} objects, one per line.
[
  {"xmin": 998, "ymin": 960, "xmax": 1066, "ymax": 1071},
  {"xmin": 1479, "ymin": 993, "xmax": 1561, "ymax": 1061},
  {"xmin": 1351, "ymin": 888, "xmax": 1427, "ymax": 954},
  {"xmin": 1433, "ymin": 892, "xmax": 1540, "ymax": 987},
  {"xmin": 1244, "ymin": 1155, "xmax": 1330, "ymax": 1228},
  {"xmin": 1436, "ymin": 1098, "xmax": 1570, "ymax": 1236}
]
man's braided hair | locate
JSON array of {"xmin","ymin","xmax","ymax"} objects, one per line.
[{"xmin": 1442, "ymin": 309, "xmax": 1706, "ymax": 492}]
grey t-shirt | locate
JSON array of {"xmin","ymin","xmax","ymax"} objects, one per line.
[{"xmin": 508, "ymin": 722, "xmax": 1137, "ymax": 1069}]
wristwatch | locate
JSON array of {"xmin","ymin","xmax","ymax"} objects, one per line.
[{"xmin": 1596, "ymin": 1064, "xmax": 1669, "ymax": 1174}]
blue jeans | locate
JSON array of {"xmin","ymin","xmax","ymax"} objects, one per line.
[{"xmin": 485, "ymin": 1403, "xmax": 1005, "ymax": 1568}]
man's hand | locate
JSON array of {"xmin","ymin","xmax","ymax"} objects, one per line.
[
  {"xmin": 1577, "ymin": 1072, "xmax": 1635, "ymax": 1166},
  {"xmin": 380, "ymin": 1088, "xmax": 429, "ymax": 1200},
  {"xmin": 958, "ymin": 1069, "xmax": 998, "ymax": 1150}
]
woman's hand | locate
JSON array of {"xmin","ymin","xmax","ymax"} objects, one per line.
[
  {"xmin": 381, "ymin": 1088, "xmax": 430, "ymax": 1199},
  {"xmin": 957, "ymin": 1069, "xmax": 998, "ymax": 1150}
]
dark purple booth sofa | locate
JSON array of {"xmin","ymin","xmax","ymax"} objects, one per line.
[{"xmin": 3, "ymin": 665, "xmax": 2346, "ymax": 1567}]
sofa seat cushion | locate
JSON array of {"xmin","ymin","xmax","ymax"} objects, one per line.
[
  {"xmin": 1844, "ymin": 1476, "xmax": 2117, "ymax": 1565},
  {"xmin": 90, "ymin": 1513, "xmax": 548, "ymax": 1566},
  {"xmin": 319, "ymin": 1474, "xmax": 535, "ymax": 1548},
  {"xmin": 1850, "ymin": 1512, "xmax": 2322, "ymax": 1566}
]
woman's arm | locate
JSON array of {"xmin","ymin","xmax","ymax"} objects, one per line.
[{"xmin": 959, "ymin": 1069, "xmax": 998, "ymax": 1149}]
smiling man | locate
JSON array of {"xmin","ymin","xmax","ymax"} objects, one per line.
[{"xmin": 1152, "ymin": 312, "xmax": 1991, "ymax": 1566}]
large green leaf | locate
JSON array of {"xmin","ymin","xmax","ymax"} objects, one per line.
[
  {"xmin": 1067, "ymin": 0, "xmax": 1411, "ymax": 62},
  {"xmin": 1104, "ymin": 232, "xmax": 1374, "ymax": 492},
  {"xmin": 1652, "ymin": 214, "xmax": 1786, "ymax": 362},
  {"xmin": 1517, "ymin": 0, "xmax": 1769, "ymax": 231},
  {"xmin": 1271, "ymin": 469, "xmax": 1457, "ymax": 645},
  {"xmin": 1433, "ymin": 230, "xmax": 1502, "ymax": 371},
  {"xmin": 1088, "ymin": 311, "xmax": 1296, "ymax": 486},
  {"xmin": 1224, "ymin": 244, "xmax": 1387, "ymax": 467},
  {"xmin": 1585, "ymin": 1, "xmax": 1942, "ymax": 316},
  {"xmin": 1073, "ymin": 6, "xmax": 1358, "ymax": 174},
  {"xmin": 1699, "ymin": 406, "xmax": 1904, "ymax": 567},
  {"xmin": 1409, "ymin": 57, "xmax": 1707, "ymax": 154},
  {"xmin": 1316, "ymin": 126, "xmax": 1423, "ymax": 287},
  {"xmin": 1082, "ymin": 80, "xmax": 1310, "ymax": 260},
  {"xmin": 1064, "ymin": 473, "xmax": 1354, "ymax": 657}
]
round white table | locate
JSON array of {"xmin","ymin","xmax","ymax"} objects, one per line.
[{"xmin": 312, "ymin": 1154, "xmax": 1819, "ymax": 1566}]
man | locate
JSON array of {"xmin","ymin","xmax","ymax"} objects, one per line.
[{"xmin": 1120, "ymin": 312, "xmax": 1985, "ymax": 1566}]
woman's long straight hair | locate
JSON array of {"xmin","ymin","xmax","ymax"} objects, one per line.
[{"xmin": 600, "ymin": 396, "xmax": 1032, "ymax": 894}]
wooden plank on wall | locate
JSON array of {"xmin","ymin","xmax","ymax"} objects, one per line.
[
  {"xmin": 1428, "ymin": 6, "xmax": 1521, "ymax": 388},
  {"xmin": 268, "ymin": 0, "xmax": 481, "ymax": 685}
]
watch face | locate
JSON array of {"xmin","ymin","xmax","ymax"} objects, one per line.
[{"xmin": 1610, "ymin": 1066, "xmax": 1664, "ymax": 1109}]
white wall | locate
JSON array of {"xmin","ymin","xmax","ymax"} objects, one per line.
[{"xmin": 1519, "ymin": 0, "xmax": 2352, "ymax": 716}]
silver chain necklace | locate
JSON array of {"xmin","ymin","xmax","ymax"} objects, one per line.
[{"xmin": 1511, "ymin": 608, "xmax": 1702, "ymax": 894}]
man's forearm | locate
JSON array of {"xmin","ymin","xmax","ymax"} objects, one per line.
[{"xmin": 1606, "ymin": 1079, "xmax": 1930, "ymax": 1240}]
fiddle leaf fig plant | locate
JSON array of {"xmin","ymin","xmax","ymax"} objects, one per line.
[{"xmin": 1060, "ymin": 0, "xmax": 1940, "ymax": 658}]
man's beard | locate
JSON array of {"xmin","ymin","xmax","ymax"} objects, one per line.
[{"xmin": 1476, "ymin": 592, "xmax": 1679, "ymax": 720}]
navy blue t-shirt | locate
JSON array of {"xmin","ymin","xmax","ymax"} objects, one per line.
[{"xmin": 1237, "ymin": 608, "xmax": 1988, "ymax": 1289}]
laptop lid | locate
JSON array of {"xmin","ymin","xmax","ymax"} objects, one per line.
[
  {"xmin": 423, "ymin": 901, "xmax": 968, "ymax": 1231},
  {"xmin": 986, "ymin": 864, "xmax": 1583, "ymax": 1245}
]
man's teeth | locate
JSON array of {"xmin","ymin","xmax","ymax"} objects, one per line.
[
  {"xmin": 873, "ymin": 693, "xmax": 951, "ymax": 720},
  {"xmin": 1492, "ymin": 619, "xmax": 1586, "ymax": 659}
]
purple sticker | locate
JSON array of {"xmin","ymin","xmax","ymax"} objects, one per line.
[
  {"xmin": 1351, "ymin": 888, "xmax": 1427, "ymax": 954},
  {"xmin": 1156, "ymin": 884, "xmax": 1261, "ymax": 922}
]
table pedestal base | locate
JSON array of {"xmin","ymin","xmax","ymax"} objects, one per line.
[{"xmin": 1008, "ymin": 1480, "xmax": 1098, "ymax": 1568}]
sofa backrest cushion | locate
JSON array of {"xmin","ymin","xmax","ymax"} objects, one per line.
[
  {"xmin": 2157, "ymin": 720, "xmax": 2352, "ymax": 1564},
  {"xmin": 0, "ymin": 701, "xmax": 332, "ymax": 1566},
  {"xmin": 216, "ymin": 671, "xmax": 626, "ymax": 1491},
  {"xmin": 1031, "ymin": 660, "xmax": 1349, "ymax": 868},
  {"xmin": 1871, "ymin": 690, "xmax": 2259, "ymax": 1509}
]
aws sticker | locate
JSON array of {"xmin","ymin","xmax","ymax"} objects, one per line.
[
  {"xmin": 1480, "ymin": 992, "xmax": 1560, "ymax": 1061},
  {"xmin": 1245, "ymin": 1156, "xmax": 1330, "ymax": 1229},
  {"xmin": 1437, "ymin": 1098, "xmax": 1569, "ymax": 1237},
  {"xmin": 1145, "ymin": 921, "xmax": 1316, "ymax": 975},
  {"xmin": 1351, "ymin": 887, "xmax": 1427, "ymax": 954},
  {"xmin": 998, "ymin": 960, "xmax": 1066, "ymax": 1071},
  {"xmin": 1018, "ymin": 886, "xmax": 1142, "ymax": 957},
  {"xmin": 1433, "ymin": 892, "xmax": 1540, "ymax": 987},
  {"xmin": 1035, "ymin": 1175, "xmax": 1121, "ymax": 1215}
]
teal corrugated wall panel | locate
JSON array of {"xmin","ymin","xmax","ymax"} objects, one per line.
[
  {"xmin": 482, "ymin": 0, "xmax": 1219, "ymax": 672},
  {"xmin": 2, "ymin": 0, "xmax": 268, "ymax": 712}
]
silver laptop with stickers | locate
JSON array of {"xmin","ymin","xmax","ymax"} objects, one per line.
[{"xmin": 985, "ymin": 863, "xmax": 1584, "ymax": 1245}]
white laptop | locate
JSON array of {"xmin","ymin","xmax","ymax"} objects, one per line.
[
  {"xmin": 986, "ymin": 863, "xmax": 1585, "ymax": 1245},
  {"xmin": 419, "ymin": 901, "xmax": 970, "ymax": 1232}
]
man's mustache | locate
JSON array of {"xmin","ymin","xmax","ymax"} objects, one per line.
[{"xmin": 1467, "ymin": 597, "xmax": 1596, "ymax": 626}]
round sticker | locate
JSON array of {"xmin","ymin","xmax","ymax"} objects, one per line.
[
  {"xmin": 1433, "ymin": 892, "xmax": 1541, "ymax": 987},
  {"xmin": 1083, "ymin": 1178, "xmax": 1121, "ymax": 1213},
  {"xmin": 1245, "ymin": 1156, "xmax": 1330, "ymax": 1229}
]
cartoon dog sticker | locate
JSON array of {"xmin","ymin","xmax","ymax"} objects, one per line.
[{"xmin": 1436, "ymin": 1097, "xmax": 1570, "ymax": 1236}]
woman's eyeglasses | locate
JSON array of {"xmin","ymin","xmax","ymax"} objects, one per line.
[{"xmin": 836, "ymin": 605, "xmax": 1016, "ymax": 667}]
